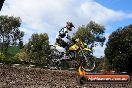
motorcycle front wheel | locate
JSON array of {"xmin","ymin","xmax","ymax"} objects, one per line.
[{"xmin": 79, "ymin": 51, "xmax": 96, "ymax": 72}]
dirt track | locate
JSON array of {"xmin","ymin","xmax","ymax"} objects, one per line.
[{"xmin": 0, "ymin": 64, "xmax": 132, "ymax": 88}]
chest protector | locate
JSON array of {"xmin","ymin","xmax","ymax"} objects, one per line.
[{"xmin": 59, "ymin": 27, "xmax": 67, "ymax": 38}]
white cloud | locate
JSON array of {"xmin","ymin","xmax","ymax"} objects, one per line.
[
  {"xmin": 79, "ymin": 2, "xmax": 126, "ymax": 23},
  {"xmin": 19, "ymin": 27, "xmax": 33, "ymax": 43},
  {"xmin": 1, "ymin": 0, "xmax": 132, "ymax": 57},
  {"xmin": 127, "ymin": 13, "xmax": 132, "ymax": 18}
]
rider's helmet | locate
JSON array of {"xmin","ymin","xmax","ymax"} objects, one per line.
[{"xmin": 66, "ymin": 22, "xmax": 75, "ymax": 31}]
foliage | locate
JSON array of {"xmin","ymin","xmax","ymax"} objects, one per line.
[
  {"xmin": 0, "ymin": 52, "xmax": 21, "ymax": 64},
  {"xmin": 7, "ymin": 46, "xmax": 20, "ymax": 56},
  {"xmin": 25, "ymin": 33, "xmax": 50, "ymax": 65},
  {"xmin": 14, "ymin": 48, "xmax": 30, "ymax": 63},
  {"xmin": 105, "ymin": 25, "xmax": 132, "ymax": 73},
  {"xmin": 0, "ymin": 15, "xmax": 24, "ymax": 55},
  {"xmin": 74, "ymin": 21, "xmax": 106, "ymax": 50},
  {"xmin": 0, "ymin": 52, "xmax": 5, "ymax": 62},
  {"xmin": 96, "ymin": 56, "xmax": 110, "ymax": 71}
]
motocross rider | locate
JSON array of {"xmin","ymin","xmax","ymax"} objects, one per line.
[{"xmin": 56, "ymin": 22, "xmax": 75, "ymax": 50}]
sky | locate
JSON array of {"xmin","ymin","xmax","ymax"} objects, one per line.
[{"xmin": 0, "ymin": 0, "xmax": 132, "ymax": 57}]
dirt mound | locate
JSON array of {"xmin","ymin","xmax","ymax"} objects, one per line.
[{"xmin": 0, "ymin": 65, "xmax": 132, "ymax": 88}]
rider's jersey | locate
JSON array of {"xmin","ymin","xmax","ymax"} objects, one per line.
[{"xmin": 56, "ymin": 27, "xmax": 69, "ymax": 39}]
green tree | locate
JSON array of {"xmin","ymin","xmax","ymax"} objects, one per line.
[
  {"xmin": 25, "ymin": 33, "xmax": 50, "ymax": 65},
  {"xmin": 105, "ymin": 25, "xmax": 132, "ymax": 73},
  {"xmin": 74, "ymin": 21, "xmax": 106, "ymax": 50},
  {"xmin": 0, "ymin": 15, "xmax": 24, "ymax": 55}
]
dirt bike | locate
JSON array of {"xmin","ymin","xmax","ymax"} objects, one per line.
[{"xmin": 48, "ymin": 37, "xmax": 96, "ymax": 71}]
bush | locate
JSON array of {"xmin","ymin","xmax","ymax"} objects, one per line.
[
  {"xmin": 0, "ymin": 52, "xmax": 6, "ymax": 62},
  {"xmin": 14, "ymin": 51, "xmax": 30, "ymax": 64}
]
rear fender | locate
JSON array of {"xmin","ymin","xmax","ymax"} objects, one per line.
[
  {"xmin": 83, "ymin": 48, "xmax": 91, "ymax": 51},
  {"xmin": 69, "ymin": 44, "xmax": 79, "ymax": 51}
]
